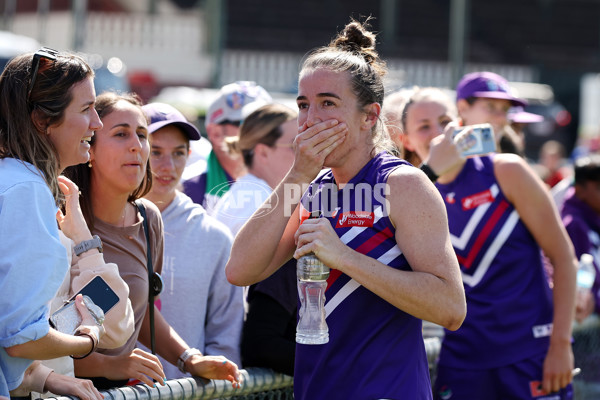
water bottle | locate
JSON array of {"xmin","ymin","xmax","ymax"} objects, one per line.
[
  {"xmin": 577, "ymin": 253, "xmax": 596, "ymax": 292},
  {"xmin": 296, "ymin": 252, "xmax": 329, "ymax": 344}
]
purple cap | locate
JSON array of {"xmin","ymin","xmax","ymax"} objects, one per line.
[
  {"xmin": 508, "ymin": 106, "xmax": 544, "ymax": 124},
  {"xmin": 456, "ymin": 71, "xmax": 526, "ymax": 107},
  {"xmin": 143, "ymin": 103, "xmax": 200, "ymax": 140}
]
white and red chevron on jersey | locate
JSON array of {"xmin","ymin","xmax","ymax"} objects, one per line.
[
  {"xmin": 294, "ymin": 153, "xmax": 433, "ymax": 400},
  {"xmin": 435, "ymin": 155, "xmax": 554, "ymax": 370}
]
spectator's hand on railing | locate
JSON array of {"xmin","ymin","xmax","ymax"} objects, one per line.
[
  {"xmin": 186, "ymin": 355, "xmax": 242, "ymax": 389},
  {"xmin": 44, "ymin": 372, "xmax": 103, "ymax": 400},
  {"xmin": 105, "ymin": 348, "xmax": 166, "ymax": 388}
]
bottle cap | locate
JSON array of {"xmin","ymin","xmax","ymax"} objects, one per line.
[{"xmin": 581, "ymin": 253, "xmax": 594, "ymax": 265}]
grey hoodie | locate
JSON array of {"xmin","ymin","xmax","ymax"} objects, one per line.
[{"xmin": 152, "ymin": 191, "xmax": 243, "ymax": 379}]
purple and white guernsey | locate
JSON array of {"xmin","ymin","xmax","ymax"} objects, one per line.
[
  {"xmin": 295, "ymin": 152, "xmax": 433, "ymax": 400},
  {"xmin": 435, "ymin": 155, "xmax": 553, "ymax": 370}
]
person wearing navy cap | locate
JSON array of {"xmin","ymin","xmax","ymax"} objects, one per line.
[{"xmin": 142, "ymin": 102, "xmax": 244, "ymax": 380}]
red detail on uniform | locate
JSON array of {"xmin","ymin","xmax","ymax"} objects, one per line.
[
  {"xmin": 446, "ymin": 194, "xmax": 456, "ymax": 204},
  {"xmin": 529, "ymin": 380, "xmax": 545, "ymax": 397},
  {"xmin": 327, "ymin": 269, "xmax": 342, "ymax": 292},
  {"xmin": 326, "ymin": 227, "xmax": 393, "ymax": 290},
  {"xmin": 457, "ymin": 200, "xmax": 509, "ymax": 269},
  {"xmin": 354, "ymin": 227, "xmax": 393, "ymax": 255},
  {"xmin": 336, "ymin": 211, "xmax": 375, "ymax": 228},
  {"xmin": 461, "ymin": 189, "xmax": 494, "ymax": 211}
]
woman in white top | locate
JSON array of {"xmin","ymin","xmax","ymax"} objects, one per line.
[{"xmin": 213, "ymin": 103, "xmax": 297, "ymax": 236}]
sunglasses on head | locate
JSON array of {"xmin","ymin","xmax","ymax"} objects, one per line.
[{"xmin": 27, "ymin": 47, "xmax": 59, "ymax": 101}]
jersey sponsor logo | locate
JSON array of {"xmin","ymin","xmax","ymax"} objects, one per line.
[
  {"xmin": 446, "ymin": 192, "xmax": 456, "ymax": 204},
  {"xmin": 532, "ymin": 323, "xmax": 553, "ymax": 338},
  {"xmin": 461, "ymin": 189, "xmax": 494, "ymax": 210},
  {"xmin": 336, "ymin": 211, "xmax": 374, "ymax": 228}
]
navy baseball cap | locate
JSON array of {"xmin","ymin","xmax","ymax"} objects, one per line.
[
  {"xmin": 143, "ymin": 102, "xmax": 201, "ymax": 140},
  {"xmin": 456, "ymin": 71, "xmax": 526, "ymax": 107}
]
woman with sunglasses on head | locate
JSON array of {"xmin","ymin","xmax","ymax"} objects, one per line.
[
  {"xmin": 226, "ymin": 20, "xmax": 466, "ymax": 399},
  {"xmin": 64, "ymin": 92, "xmax": 241, "ymax": 391},
  {"xmin": 0, "ymin": 49, "xmax": 135, "ymax": 400}
]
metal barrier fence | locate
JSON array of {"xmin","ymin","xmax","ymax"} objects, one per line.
[
  {"xmin": 572, "ymin": 315, "xmax": 600, "ymax": 400},
  {"xmin": 43, "ymin": 324, "xmax": 600, "ymax": 400},
  {"xmin": 44, "ymin": 338, "xmax": 441, "ymax": 400}
]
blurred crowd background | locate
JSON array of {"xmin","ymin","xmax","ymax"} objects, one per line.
[{"xmin": 2, "ymin": 0, "xmax": 600, "ymax": 176}]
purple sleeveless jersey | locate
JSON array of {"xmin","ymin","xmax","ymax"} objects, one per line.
[
  {"xmin": 295, "ymin": 153, "xmax": 433, "ymax": 400},
  {"xmin": 435, "ymin": 155, "xmax": 553, "ymax": 369}
]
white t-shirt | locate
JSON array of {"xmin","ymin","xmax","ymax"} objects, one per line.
[
  {"xmin": 212, "ymin": 173, "xmax": 273, "ymax": 236},
  {"xmin": 181, "ymin": 137, "xmax": 212, "ymax": 181}
]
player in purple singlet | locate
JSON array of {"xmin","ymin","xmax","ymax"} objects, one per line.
[
  {"xmin": 396, "ymin": 87, "xmax": 577, "ymax": 400},
  {"xmin": 225, "ymin": 20, "xmax": 466, "ymax": 400}
]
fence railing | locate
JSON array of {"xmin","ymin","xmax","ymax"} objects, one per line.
[
  {"xmin": 40, "ymin": 319, "xmax": 600, "ymax": 400},
  {"xmin": 44, "ymin": 338, "xmax": 440, "ymax": 400}
]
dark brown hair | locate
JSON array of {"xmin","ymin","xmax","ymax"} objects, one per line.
[
  {"xmin": 64, "ymin": 92, "xmax": 152, "ymax": 228},
  {"xmin": 300, "ymin": 18, "xmax": 394, "ymax": 155},
  {"xmin": 0, "ymin": 51, "xmax": 94, "ymax": 204}
]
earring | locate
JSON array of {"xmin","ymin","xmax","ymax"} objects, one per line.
[{"xmin": 88, "ymin": 161, "xmax": 92, "ymax": 168}]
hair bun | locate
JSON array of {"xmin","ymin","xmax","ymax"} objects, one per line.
[{"xmin": 331, "ymin": 20, "xmax": 377, "ymax": 64}]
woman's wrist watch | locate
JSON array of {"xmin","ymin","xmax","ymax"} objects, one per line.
[
  {"xmin": 177, "ymin": 348, "xmax": 202, "ymax": 373},
  {"xmin": 74, "ymin": 235, "xmax": 103, "ymax": 256}
]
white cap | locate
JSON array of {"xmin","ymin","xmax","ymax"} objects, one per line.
[{"xmin": 205, "ymin": 81, "xmax": 272, "ymax": 127}]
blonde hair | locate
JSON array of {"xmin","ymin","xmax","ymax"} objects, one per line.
[
  {"xmin": 397, "ymin": 87, "xmax": 457, "ymax": 165},
  {"xmin": 226, "ymin": 103, "xmax": 297, "ymax": 167},
  {"xmin": 382, "ymin": 87, "xmax": 417, "ymax": 153}
]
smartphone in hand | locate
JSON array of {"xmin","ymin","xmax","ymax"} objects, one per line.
[
  {"xmin": 453, "ymin": 123, "xmax": 496, "ymax": 157},
  {"xmin": 49, "ymin": 276, "xmax": 119, "ymax": 334},
  {"xmin": 71, "ymin": 275, "xmax": 119, "ymax": 314}
]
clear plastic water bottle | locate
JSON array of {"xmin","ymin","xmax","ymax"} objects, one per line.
[
  {"xmin": 296, "ymin": 252, "xmax": 329, "ymax": 344},
  {"xmin": 577, "ymin": 253, "xmax": 596, "ymax": 292}
]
